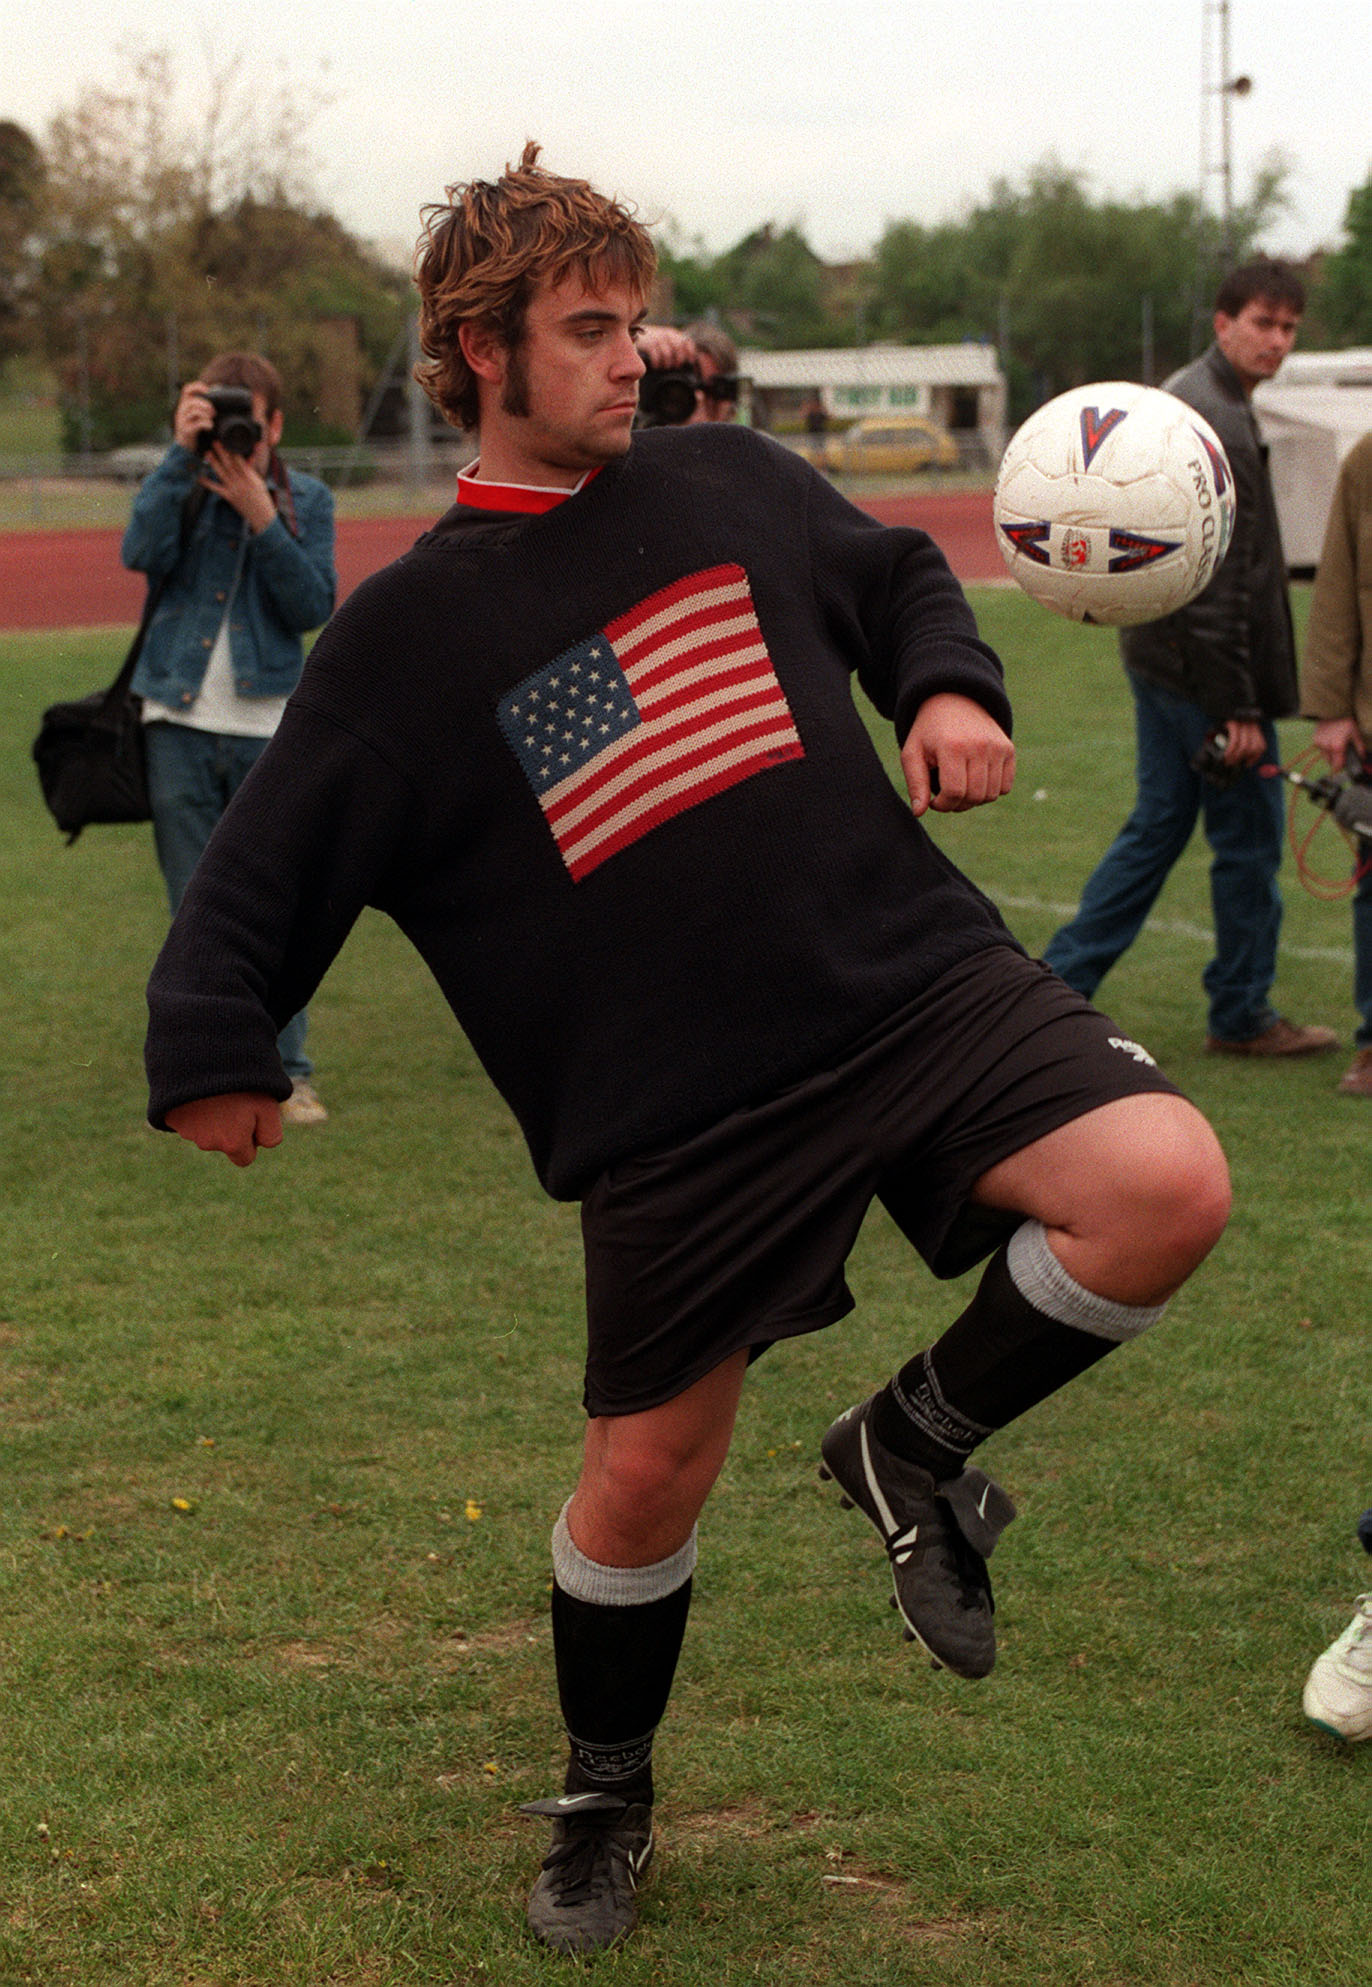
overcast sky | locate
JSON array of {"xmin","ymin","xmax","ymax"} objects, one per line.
[{"xmin": 8, "ymin": 0, "xmax": 1370, "ymax": 270}]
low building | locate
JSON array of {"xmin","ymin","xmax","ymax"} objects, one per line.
[{"xmin": 739, "ymin": 343, "xmax": 1006, "ymax": 464}]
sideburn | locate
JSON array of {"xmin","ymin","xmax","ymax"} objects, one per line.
[{"xmin": 500, "ymin": 340, "xmax": 530, "ymax": 419}]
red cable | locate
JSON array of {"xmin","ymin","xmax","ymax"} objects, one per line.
[{"xmin": 1279, "ymin": 747, "xmax": 1372, "ymax": 899}]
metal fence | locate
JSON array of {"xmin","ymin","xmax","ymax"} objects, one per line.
[{"xmin": 1, "ymin": 438, "xmax": 474, "ymax": 484}]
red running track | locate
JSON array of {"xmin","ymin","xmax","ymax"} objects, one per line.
[{"xmin": 0, "ymin": 490, "xmax": 1001, "ymax": 632}]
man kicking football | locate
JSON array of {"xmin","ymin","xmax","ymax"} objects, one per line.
[{"xmin": 145, "ymin": 144, "xmax": 1231, "ymax": 1955}]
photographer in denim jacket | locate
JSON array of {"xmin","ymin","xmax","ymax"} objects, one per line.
[{"xmin": 123, "ymin": 351, "xmax": 337, "ymax": 1124}]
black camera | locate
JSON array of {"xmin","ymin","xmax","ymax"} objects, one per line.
[
  {"xmin": 637, "ymin": 364, "xmax": 704, "ymax": 429},
  {"xmin": 1189, "ymin": 728, "xmax": 1243, "ymax": 790},
  {"xmin": 195, "ymin": 385, "xmax": 263, "ymax": 458},
  {"xmin": 636, "ymin": 361, "xmax": 743, "ymax": 429}
]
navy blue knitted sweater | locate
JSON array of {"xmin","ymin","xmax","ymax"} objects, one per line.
[{"xmin": 145, "ymin": 425, "xmax": 1019, "ymax": 1195}]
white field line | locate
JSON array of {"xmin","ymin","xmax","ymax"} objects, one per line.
[{"xmin": 991, "ymin": 889, "xmax": 1354, "ymax": 967}]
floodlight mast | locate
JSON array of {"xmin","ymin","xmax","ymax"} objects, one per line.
[
  {"xmin": 1196, "ymin": 0, "xmax": 1253, "ymax": 349},
  {"xmin": 1201, "ymin": 0, "xmax": 1253, "ymax": 266}
]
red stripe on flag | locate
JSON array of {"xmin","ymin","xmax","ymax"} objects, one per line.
[
  {"xmin": 564, "ymin": 735, "xmax": 806, "ymax": 880},
  {"xmin": 544, "ymin": 682, "xmax": 798, "ymax": 840},
  {"xmin": 548, "ymin": 699, "xmax": 802, "ymax": 851}
]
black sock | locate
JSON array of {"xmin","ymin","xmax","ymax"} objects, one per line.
[
  {"xmin": 872, "ymin": 1344, "xmax": 996, "ymax": 1478},
  {"xmin": 873, "ymin": 1228, "xmax": 1164, "ymax": 1475},
  {"xmin": 552, "ymin": 1576, "xmax": 693, "ymax": 1806}
]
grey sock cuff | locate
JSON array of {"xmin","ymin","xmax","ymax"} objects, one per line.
[
  {"xmin": 1007, "ymin": 1219, "xmax": 1167, "ymax": 1343},
  {"xmin": 552, "ymin": 1500, "xmax": 698, "ymax": 1607}
]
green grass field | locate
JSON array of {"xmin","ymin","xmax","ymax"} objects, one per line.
[{"xmin": 1, "ymin": 597, "xmax": 1366, "ymax": 1986}]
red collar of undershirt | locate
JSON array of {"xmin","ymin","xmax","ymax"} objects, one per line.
[{"xmin": 455, "ymin": 463, "xmax": 601, "ymax": 515}]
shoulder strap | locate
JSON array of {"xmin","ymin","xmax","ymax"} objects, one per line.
[
  {"xmin": 103, "ymin": 482, "xmax": 210, "ymax": 710},
  {"xmin": 268, "ymin": 449, "xmax": 298, "ymax": 538}
]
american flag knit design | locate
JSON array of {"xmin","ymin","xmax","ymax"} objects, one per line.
[{"xmin": 498, "ymin": 563, "xmax": 805, "ymax": 879}]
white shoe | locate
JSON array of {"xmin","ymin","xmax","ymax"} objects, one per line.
[
  {"xmin": 1303, "ymin": 1595, "xmax": 1372, "ymax": 1742},
  {"xmin": 280, "ymin": 1079, "xmax": 328, "ymax": 1127}
]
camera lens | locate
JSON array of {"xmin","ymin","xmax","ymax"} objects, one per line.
[
  {"xmin": 197, "ymin": 386, "xmax": 263, "ymax": 457},
  {"xmin": 637, "ymin": 366, "xmax": 702, "ymax": 428}
]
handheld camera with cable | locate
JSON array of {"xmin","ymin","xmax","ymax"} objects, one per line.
[
  {"xmin": 1277, "ymin": 744, "xmax": 1372, "ymax": 847},
  {"xmin": 1265, "ymin": 743, "xmax": 1372, "ymax": 899}
]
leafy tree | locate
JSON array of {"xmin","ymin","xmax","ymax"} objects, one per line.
[
  {"xmin": 869, "ymin": 216, "xmax": 995, "ymax": 344},
  {"xmin": 1312, "ymin": 177, "xmax": 1372, "ymax": 342},
  {"xmin": 655, "ymin": 223, "xmax": 729, "ymax": 325},
  {"xmin": 867, "ymin": 155, "xmax": 1292, "ymax": 419},
  {"xmin": 645, "ymin": 157, "xmax": 1300, "ymax": 390},
  {"xmin": 30, "ymin": 47, "xmax": 408, "ymax": 452},
  {"xmin": 0, "ymin": 121, "xmax": 45, "ymax": 360},
  {"xmin": 1002, "ymin": 167, "xmax": 1203, "ymax": 396},
  {"xmin": 709, "ymin": 224, "xmax": 838, "ymax": 347},
  {"xmin": 655, "ymin": 220, "xmax": 856, "ymax": 349},
  {"xmin": 175, "ymin": 197, "xmax": 411, "ymax": 443}
]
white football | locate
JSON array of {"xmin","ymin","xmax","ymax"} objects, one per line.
[{"xmin": 992, "ymin": 382, "xmax": 1236, "ymax": 626}]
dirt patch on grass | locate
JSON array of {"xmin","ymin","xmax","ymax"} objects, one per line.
[
  {"xmin": 263, "ymin": 1610, "xmax": 547, "ymax": 1677},
  {"xmin": 669, "ymin": 1801, "xmax": 825, "ymax": 1846},
  {"xmin": 276, "ymin": 1639, "xmax": 337, "ymax": 1671},
  {"xmin": 437, "ymin": 1616, "xmax": 546, "ymax": 1663}
]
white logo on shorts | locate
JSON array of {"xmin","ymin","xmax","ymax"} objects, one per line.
[{"xmin": 1107, "ymin": 1035, "xmax": 1157, "ymax": 1067}]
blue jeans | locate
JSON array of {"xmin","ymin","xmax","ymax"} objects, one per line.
[
  {"xmin": 1043, "ymin": 670, "xmax": 1285, "ymax": 1042},
  {"xmin": 145, "ymin": 722, "xmax": 312, "ymax": 1079}
]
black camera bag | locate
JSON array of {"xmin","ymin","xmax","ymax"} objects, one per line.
[
  {"xmin": 33, "ymin": 486, "xmax": 204, "ymax": 843},
  {"xmin": 33, "ymin": 657, "xmax": 151, "ymax": 843}
]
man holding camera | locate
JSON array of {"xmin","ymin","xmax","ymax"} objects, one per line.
[
  {"xmin": 634, "ymin": 321, "xmax": 740, "ymax": 426},
  {"xmin": 123, "ymin": 352, "xmax": 337, "ymax": 1124}
]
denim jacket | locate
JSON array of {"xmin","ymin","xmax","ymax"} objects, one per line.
[{"xmin": 122, "ymin": 444, "xmax": 337, "ymax": 708}]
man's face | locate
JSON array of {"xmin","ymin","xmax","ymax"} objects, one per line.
[
  {"xmin": 1213, "ymin": 296, "xmax": 1301, "ymax": 393},
  {"xmin": 482, "ymin": 273, "xmax": 646, "ymax": 484}
]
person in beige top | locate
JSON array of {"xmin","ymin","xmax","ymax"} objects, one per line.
[{"xmin": 1300, "ymin": 430, "xmax": 1372, "ymax": 1096}]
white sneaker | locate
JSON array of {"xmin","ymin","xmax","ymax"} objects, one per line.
[
  {"xmin": 1303, "ymin": 1595, "xmax": 1372, "ymax": 1742},
  {"xmin": 280, "ymin": 1079, "xmax": 328, "ymax": 1127}
]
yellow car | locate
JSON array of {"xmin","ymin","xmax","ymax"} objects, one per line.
[{"xmin": 823, "ymin": 414, "xmax": 960, "ymax": 475}]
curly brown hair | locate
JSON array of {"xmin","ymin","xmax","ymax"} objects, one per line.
[{"xmin": 413, "ymin": 142, "xmax": 656, "ymax": 433}]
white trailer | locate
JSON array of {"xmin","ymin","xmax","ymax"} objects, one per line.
[{"xmin": 1254, "ymin": 352, "xmax": 1372, "ymax": 570}]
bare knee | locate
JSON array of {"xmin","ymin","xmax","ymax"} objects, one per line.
[
  {"xmin": 572, "ymin": 1430, "xmax": 713, "ymax": 1566},
  {"xmin": 571, "ymin": 1356, "xmax": 748, "ymax": 1566},
  {"xmin": 588, "ymin": 1426, "xmax": 699, "ymax": 1518},
  {"xmin": 978, "ymin": 1094, "xmax": 1232, "ymax": 1305},
  {"xmin": 1121, "ymin": 1099, "xmax": 1231, "ymax": 1279}
]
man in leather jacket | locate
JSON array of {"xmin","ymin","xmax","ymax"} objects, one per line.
[{"xmin": 1045, "ymin": 260, "xmax": 1339, "ymax": 1058}]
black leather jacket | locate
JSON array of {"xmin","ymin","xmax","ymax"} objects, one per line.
[{"xmin": 1120, "ymin": 344, "xmax": 1297, "ymax": 723}]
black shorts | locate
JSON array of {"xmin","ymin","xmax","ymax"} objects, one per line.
[{"xmin": 579, "ymin": 949, "xmax": 1182, "ymax": 1417}]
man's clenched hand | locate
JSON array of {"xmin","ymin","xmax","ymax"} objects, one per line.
[
  {"xmin": 164, "ymin": 1093, "xmax": 284, "ymax": 1167},
  {"xmin": 901, "ymin": 693, "xmax": 1015, "ymax": 816}
]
